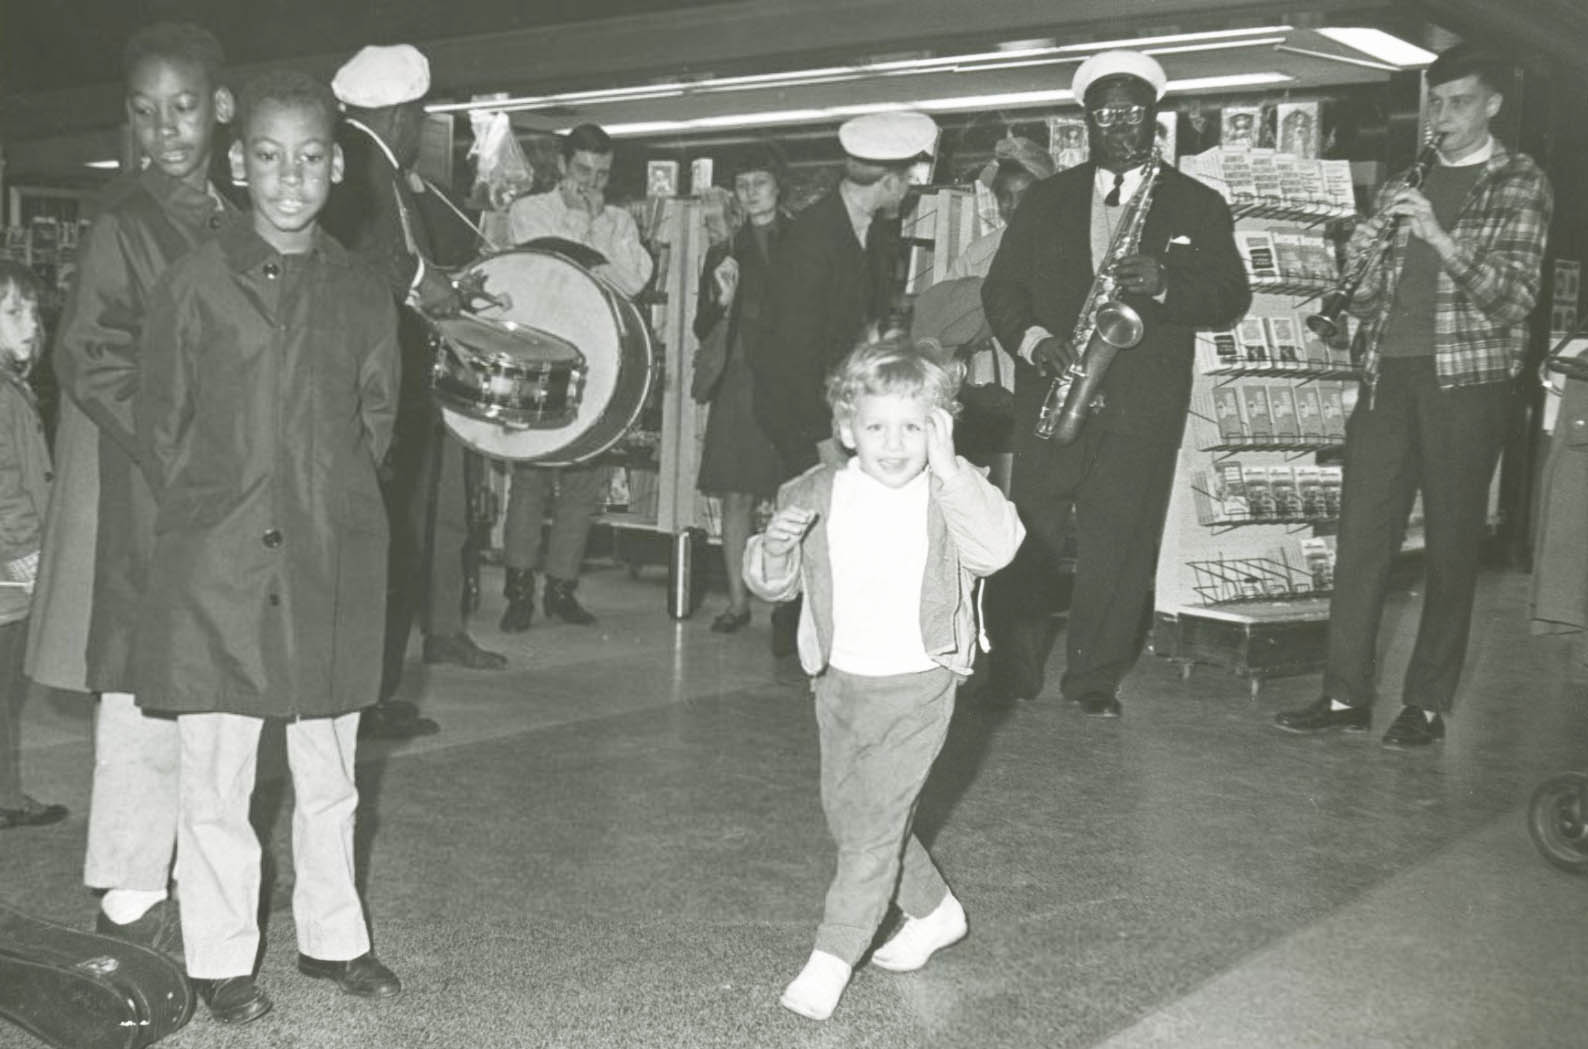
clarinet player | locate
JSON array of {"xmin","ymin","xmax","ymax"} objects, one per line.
[
  {"xmin": 980, "ymin": 49, "xmax": 1250, "ymax": 715},
  {"xmin": 1274, "ymin": 45, "xmax": 1553, "ymax": 748}
]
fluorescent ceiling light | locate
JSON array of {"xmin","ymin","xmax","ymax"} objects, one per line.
[
  {"xmin": 1316, "ymin": 27, "xmax": 1437, "ymax": 67},
  {"xmin": 1055, "ymin": 25, "xmax": 1292, "ymax": 52},
  {"xmin": 583, "ymin": 72, "xmax": 1290, "ymax": 138},
  {"xmin": 1274, "ymin": 44, "xmax": 1395, "ymax": 72},
  {"xmin": 430, "ymin": 25, "xmax": 1298, "ymax": 116},
  {"xmin": 85, "ymin": 159, "xmax": 119, "ymax": 170},
  {"xmin": 1169, "ymin": 72, "xmax": 1294, "ymax": 92}
]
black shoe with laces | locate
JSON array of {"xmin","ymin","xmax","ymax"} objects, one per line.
[
  {"xmin": 1381, "ymin": 705, "xmax": 1444, "ymax": 749},
  {"xmin": 543, "ymin": 577, "xmax": 596, "ymax": 625},
  {"xmin": 422, "ymin": 632, "xmax": 508, "ymax": 669}
]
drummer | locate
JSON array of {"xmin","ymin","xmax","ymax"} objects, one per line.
[
  {"xmin": 494, "ymin": 124, "xmax": 655, "ymax": 632},
  {"xmin": 322, "ymin": 43, "xmax": 509, "ymax": 744}
]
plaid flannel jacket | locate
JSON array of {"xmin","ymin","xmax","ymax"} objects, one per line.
[{"xmin": 1348, "ymin": 142, "xmax": 1553, "ymax": 396}]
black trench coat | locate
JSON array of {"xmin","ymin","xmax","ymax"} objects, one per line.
[{"xmin": 133, "ymin": 220, "xmax": 399, "ymax": 718}]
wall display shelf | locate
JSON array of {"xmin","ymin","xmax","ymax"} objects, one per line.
[{"xmin": 1154, "ymin": 147, "xmax": 1359, "ymax": 698}]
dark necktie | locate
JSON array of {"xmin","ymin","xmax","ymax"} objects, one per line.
[{"xmin": 1105, "ymin": 171, "xmax": 1124, "ymax": 206}]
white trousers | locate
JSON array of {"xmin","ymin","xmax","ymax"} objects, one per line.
[
  {"xmin": 176, "ymin": 711, "xmax": 370, "ymax": 978},
  {"xmin": 84, "ymin": 692, "xmax": 179, "ymax": 892}
]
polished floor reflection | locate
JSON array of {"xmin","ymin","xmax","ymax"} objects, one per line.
[{"xmin": 3, "ymin": 561, "xmax": 1586, "ymax": 1048}]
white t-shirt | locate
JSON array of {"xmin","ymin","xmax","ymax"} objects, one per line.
[{"xmin": 827, "ymin": 461, "xmax": 937, "ymax": 676}]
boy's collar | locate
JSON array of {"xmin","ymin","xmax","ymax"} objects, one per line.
[{"xmin": 217, "ymin": 217, "xmax": 349, "ymax": 272}]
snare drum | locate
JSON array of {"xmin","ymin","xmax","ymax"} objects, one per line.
[{"xmin": 429, "ymin": 247, "xmax": 655, "ymax": 465}]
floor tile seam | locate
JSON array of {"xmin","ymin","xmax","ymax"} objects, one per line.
[
  {"xmin": 1082, "ymin": 805, "xmax": 1527, "ymax": 1049},
  {"xmin": 355, "ymin": 683, "xmax": 792, "ymax": 764}
]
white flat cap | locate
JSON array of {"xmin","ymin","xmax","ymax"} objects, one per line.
[
  {"xmin": 839, "ymin": 111, "xmax": 938, "ymax": 162},
  {"xmin": 1071, "ymin": 49, "xmax": 1168, "ymax": 103},
  {"xmin": 332, "ymin": 44, "xmax": 430, "ymax": 109}
]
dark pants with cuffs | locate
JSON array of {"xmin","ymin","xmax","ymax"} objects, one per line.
[
  {"xmin": 995, "ymin": 424, "xmax": 1180, "ymax": 700},
  {"xmin": 1324, "ymin": 357, "xmax": 1513, "ymax": 713},
  {"xmin": 812, "ymin": 666, "xmax": 955, "ymax": 965}
]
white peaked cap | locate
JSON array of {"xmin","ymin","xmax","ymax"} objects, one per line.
[
  {"xmin": 838, "ymin": 111, "xmax": 939, "ymax": 162},
  {"xmin": 332, "ymin": 44, "xmax": 431, "ymax": 108},
  {"xmin": 1071, "ymin": 49, "xmax": 1169, "ymax": 103}
]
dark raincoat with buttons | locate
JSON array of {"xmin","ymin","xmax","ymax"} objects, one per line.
[
  {"xmin": 32, "ymin": 167, "xmax": 234, "ymax": 694},
  {"xmin": 133, "ymin": 219, "xmax": 399, "ymax": 718}
]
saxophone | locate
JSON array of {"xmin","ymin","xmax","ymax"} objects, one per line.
[{"xmin": 1035, "ymin": 146, "xmax": 1163, "ymax": 443}]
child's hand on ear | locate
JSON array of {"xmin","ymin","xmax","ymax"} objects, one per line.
[{"xmin": 926, "ymin": 406, "xmax": 960, "ymax": 480}]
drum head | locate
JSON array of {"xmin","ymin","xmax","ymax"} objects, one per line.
[{"xmin": 439, "ymin": 248, "xmax": 653, "ymax": 464}]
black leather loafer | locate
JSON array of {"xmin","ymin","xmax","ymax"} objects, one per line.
[
  {"xmin": 1075, "ymin": 691, "xmax": 1122, "ymax": 718},
  {"xmin": 1381, "ymin": 705, "xmax": 1445, "ymax": 749},
  {"xmin": 297, "ymin": 952, "xmax": 402, "ymax": 998},
  {"xmin": 196, "ymin": 975, "xmax": 273, "ymax": 1025},
  {"xmin": 1274, "ymin": 696, "xmax": 1371, "ymax": 734}
]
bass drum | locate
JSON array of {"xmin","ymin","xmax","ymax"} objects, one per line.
[{"xmin": 437, "ymin": 247, "xmax": 655, "ymax": 466}]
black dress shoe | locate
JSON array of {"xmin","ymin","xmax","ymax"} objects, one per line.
[
  {"xmin": 543, "ymin": 577, "xmax": 596, "ymax": 625},
  {"xmin": 95, "ymin": 897, "xmax": 184, "ymax": 957},
  {"xmin": 196, "ymin": 975, "xmax": 273, "ymax": 1025},
  {"xmin": 710, "ymin": 607, "xmax": 751, "ymax": 634},
  {"xmin": 1274, "ymin": 696, "xmax": 1371, "ymax": 734},
  {"xmin": 358, "ymin": 703, "xmax": 441, "ymax": 740},
  {"xmin": 0, "ymin": 795, "xmax": 68, "ymax": 829},
  {"xmin": 422, "ymin": 632, "xmax": 508, "ymax": 670},
  {"xmin": 1075, "ymin": 691, "xmax": 1122, "ymax": 718},
  {"xmin": 297, "ymin": 952, "xmax": 402, "ymax": 998},
  {"xmin": 1381, "ymin": 705, "xmax": 1445, "ymax": 749}
]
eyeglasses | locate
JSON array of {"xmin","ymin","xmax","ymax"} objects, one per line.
[{"xmin": 1088, "ymin": 104, "xmax": 1148, "ymax": 128}]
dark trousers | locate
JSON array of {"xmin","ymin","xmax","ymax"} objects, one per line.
[
  {"xmin": 1325, "ymin": 357, "xmax": 1513, "ymax": 712},
  {"xmin": 993, "ymin": 424, "xmax": 1180, "ymax": 700},
  {"xmin": 381, "ymin": 417, "xmax": 469, "ymax": 700},
  {"xmin": 0, "ymin": 618, "xmax": 29, "ymax": 808}
]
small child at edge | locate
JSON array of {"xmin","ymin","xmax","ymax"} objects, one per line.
[{"xmin": 743, "ymin": 336, "xmax": 1025, "ymax": 1020}]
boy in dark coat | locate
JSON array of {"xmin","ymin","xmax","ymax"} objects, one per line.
[
  {"xmin": 34, "ymin": 20, "xmax": 237, "ymax": 955},
  {"xmin": 135, "ymin": 68, "xmax": 401, "ymax": 1024}
]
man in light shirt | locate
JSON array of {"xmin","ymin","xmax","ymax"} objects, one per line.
[{"xmin": 498, "ymin": 124, "xmax": 655, "ymax": 630}]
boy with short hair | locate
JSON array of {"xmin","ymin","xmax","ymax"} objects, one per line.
[
  {"xmin": 744, "ymin": 337, "xmax": 1024, "ymax": 1020},
  {"xmin": 30, "ymin": 19, "xmax": 236, "ymax": 955},
  {"xmin": 135, "ymin": 66, "xmax": 402, "ymax": 1024}
]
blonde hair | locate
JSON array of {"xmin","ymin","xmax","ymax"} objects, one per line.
[{"xmin": 825, "ymin": 331, "xmax": 963, "ymax": 442}]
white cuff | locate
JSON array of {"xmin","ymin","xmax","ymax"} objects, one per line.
[{"xmin": 1017, "ymin": 326, "xmax": 1055, "ymax": 364}]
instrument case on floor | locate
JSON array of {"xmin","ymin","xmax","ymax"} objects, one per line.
[{"xmin": 0, "ymin": 901, "xmax": 193, "ymax": 1049}]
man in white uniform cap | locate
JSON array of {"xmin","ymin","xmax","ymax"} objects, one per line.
[
  {"xmin": 322, "ymin": 43, "xmax": 508, "ymax": 747},
  {"xmin": 753, "ymin": 111, "xmax": 936, "ymax": 676},
  {"xmin": 982, "ymin": 49, "xmax": 1250, "ymax": 715}
]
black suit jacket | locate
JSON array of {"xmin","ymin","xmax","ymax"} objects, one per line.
[
  {"xmin": 753, "ymin": 189, "xmax": 897, "ymax": 472},
  {"xmin": 983, "ymin": 162, "xmax": 1250, "ymax": 443}
]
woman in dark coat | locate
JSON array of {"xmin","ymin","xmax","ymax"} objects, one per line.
[{"xmin": 693, "ymin": 146, "xmax": 790, "ymax": 633}]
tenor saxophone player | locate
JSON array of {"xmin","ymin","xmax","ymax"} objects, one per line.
[
  {"xmin": 979, "ymin": 50, "xmax": 1250, "ymax": 715},
  {"xmin": 1274, "ymin": 45, "xmax": 1553, "ymax": 749}
]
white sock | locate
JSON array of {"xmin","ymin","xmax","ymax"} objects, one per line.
[
  {"xmin": 870, "ymin": 892, "xmax": 968, "ymax": 972},
  {"xmin": 101, "ymin": 888, "xmax": 168, "ymax": 925},
  {"xmin": 1329, "ymin": 698, "xmax": 1351, "ymax": 712},
  {"xmin": 780, "ymin": 950, "xmax": 851, "ymax": 1021}
]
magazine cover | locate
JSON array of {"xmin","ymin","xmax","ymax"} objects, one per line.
[{"xmin": 1276, "ymin": 101, "xmax": 1320, "ymax": 159}]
